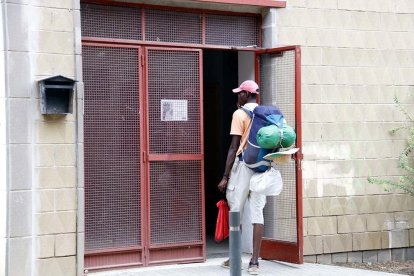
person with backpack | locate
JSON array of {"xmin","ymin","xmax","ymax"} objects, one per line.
[{"xmin": 217, "ymin": 80, "xmax": 265, "ymax": 275}]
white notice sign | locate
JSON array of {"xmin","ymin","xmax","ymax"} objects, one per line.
[{"xmin": 161, "ymin": 99, "xmax": 188, "ymax": 121}]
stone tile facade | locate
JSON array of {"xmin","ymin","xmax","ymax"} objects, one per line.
[
  {"xmin": 306, "ymin": 247, "xmax": 414, "ymax": 264},
  {"xmin": 2, "ymin": 0, "xmax": 78, "ymax": 275},
  {"xmin": 277, "ymin": 0, "xmax": 414, "ymax": 260}
]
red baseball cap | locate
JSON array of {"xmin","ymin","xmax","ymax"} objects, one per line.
[{"xmin": 232, "ymin": 80, "xmax": 259, "ymax": 94}]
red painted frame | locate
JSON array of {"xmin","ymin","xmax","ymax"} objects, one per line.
[
  {"xmin": 143, "ymin": 46, "xmax": 205, "ymax": 266},
  {"xmin": 254, "ymin": 46, "xmax": 303, "ymax": 264}
]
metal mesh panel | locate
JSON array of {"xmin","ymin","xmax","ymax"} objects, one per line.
[
  {"xmin": 150, "ymin": 161, "xmax": 202, "ymax": 244},
  {"xmin": 81, "ymin": 3, "xmax": 260, "ymax": 47},
  {"xmin": 81, "ymin": 3, "xmax": 142, "ymax": 40},
  {"xmin": 83, "ymin": 46, "xmax": 141, "ymax": 251},
  {"xmin": 147, "ymin": 49, "xmax": 201, "ymax": 154},
  {"xmin": 205, "ymin": 14, "xmax": 260, "ymax": 47},
  {"xmin": 260, "ymin": 50, "xmax": 297, "ymax": 243},
  {"xmin": 145, "ymin": 9, "xmax": 202, "ymax": 44}
]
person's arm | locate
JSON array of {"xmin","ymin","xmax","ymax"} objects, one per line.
[{"xmin": 217, "ymin": 135, "xmax": 241, "ymax": 193}]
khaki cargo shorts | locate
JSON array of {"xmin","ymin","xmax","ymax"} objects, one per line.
[{"xmin": 226, "ymin": 158, "xmax": 267, "ymax": 224}]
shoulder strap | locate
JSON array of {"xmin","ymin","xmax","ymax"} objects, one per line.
[
  {"xmin": 238, "ymin": 107, "xmax": 254, "ymax": 157},
  {"xmin": 241, "ymin": 107, "xmax": 253, "ymax": 119}
]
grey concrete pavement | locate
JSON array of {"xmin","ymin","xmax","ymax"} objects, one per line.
[{"xmin": 90, "ymin": 256, "xmax": 401, "ymax": 276}]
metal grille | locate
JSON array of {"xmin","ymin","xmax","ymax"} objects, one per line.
[
  {"xmin": 145, "ymin": 9, "xmax": 202, "ymax": 44},
  {"xmin": 81, "ymin": 3, "xmax": 142, "ymax": 40},
  {"xmin": 83, "ymin": 46, "xmax": 141, "ymax": 251},
  {"xmin": 260, "ymin": 50, "xmax": 297, "ymax": 243},
  {"xmin": 149, "ymin": 161, "xmax": 202, "ymax": 244},
  {"xmin": 147, "ymin": 49, "xmax": 201, "ymax": 154},
  {"xmin": 205, "ymin": 14, "xmax": 260, "ymax": 47}
]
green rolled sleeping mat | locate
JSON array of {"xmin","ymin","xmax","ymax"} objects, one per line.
[
  {"xmin": 256, "ymin": 124, "xmax": 296, "ymax": 149},
  {"xmin": 280, "ymin": 124, "xmax": 296, "ymax": 148}
]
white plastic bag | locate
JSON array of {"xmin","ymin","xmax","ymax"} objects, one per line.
[{"xmin": 249, "ymin": 167, "xmax": 283, "ymax": 196}]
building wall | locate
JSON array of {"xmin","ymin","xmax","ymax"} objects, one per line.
[
  {"xmin": 3, "ymin": 0, "xmax": 78, "ymax": 275},
  {"xmin": 275, "ymin": 0, "xmax": 414, "ymax": 262},
  {"xmin": 1, "ymin": 2, "xmax": 7, "ymax": 275},
  {"xmin": 3, "ymin": 0, "xmax": 414, "ymax": 274}
]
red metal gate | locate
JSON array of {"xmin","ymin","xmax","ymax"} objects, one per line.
[
  {"xmin": 83, "ymin": 45, "xmax": 204, "ymax": 269},
  {"xmin": 255, "ymin": 46, "xmax": 303, "ymax": 264},
  {"xmin": 144, "ymin": 47, "xmax": 205, "ymax": 265},
  {"xmin": 83, "ymin": 43, "xmax": 144, "ymax": 269}
]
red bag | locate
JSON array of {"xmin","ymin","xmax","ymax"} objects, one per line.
[{"xmin": 214, "ymin": 199, "xmax": 229, "ymax": 242}]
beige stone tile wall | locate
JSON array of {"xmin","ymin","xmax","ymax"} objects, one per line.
[
  {"xmin": 1, "ymin": 3, "xmax": 7, "ymax": 275},
  {"xmin": 32, "ymin": 0, "xmax": 78, "ymax": 274},
  {"xmin": 4, "ymin": 0, "xmax": 78, "ymax": 275},
  {"xmin": 277, "ymin": 1, "xmax": 414, "ymax": 256}
]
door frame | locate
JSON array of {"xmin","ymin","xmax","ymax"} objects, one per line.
[
  {"xmin": 81, "ymin": 2, "xmax": 302, "ymax": 269},
  {"xmin": 82, "ymin": 42, "xmax": 303, "ymax": 270},
  {"xmin": 255, "ymin": 45, "xmax": 303, "ymax": 264}
]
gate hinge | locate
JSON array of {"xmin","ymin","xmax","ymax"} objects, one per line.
[
  {"xmin": 294, "ymin": 152, "xmax": 303, "ymax": 170},
  {"xmin": 142, "ymin": 151, "xmax": 147, "ymax": 162},
  {"xmin": 141, "ymin": 54, "xmax": 144, "ymax": 67},
  {"xmin": 143, "ymin": 245, "xmax": 148, "ymax": 261}
]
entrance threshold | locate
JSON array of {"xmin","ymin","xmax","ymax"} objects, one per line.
[
  {"xmin": 88, "ymin": 254, "xmax": 249, "ymax": 276},
  {"xmin": 206, "ymin": 236, "xmax": 229, "ymax": 258}
]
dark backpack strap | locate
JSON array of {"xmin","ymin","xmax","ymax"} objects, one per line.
[{"xmin": 241, "ymin": 107, "xmax": 253, "ymax": 118}]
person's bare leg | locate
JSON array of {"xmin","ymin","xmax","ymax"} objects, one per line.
[{"xmin": 251, "ymin": 223, "xmax": 264, "ymax": 263}]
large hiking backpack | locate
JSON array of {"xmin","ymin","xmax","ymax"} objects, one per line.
[{"xmin": 242, "ymin": 105, "xmax": 295, "ymax": 172}]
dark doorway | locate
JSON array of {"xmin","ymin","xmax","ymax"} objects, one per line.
[{"xmin": 203, "ymin": 49, "xmax": 238, "ymax": 257}]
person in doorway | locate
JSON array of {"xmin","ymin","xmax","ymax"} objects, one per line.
[{"xmin": 218, "ymin": 80, "xmax": 266, "ymax": 275}]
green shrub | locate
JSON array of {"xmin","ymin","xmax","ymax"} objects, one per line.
[{"xmin": 368, "ymin": 96, "xmax": 414, "ymax": 195}]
